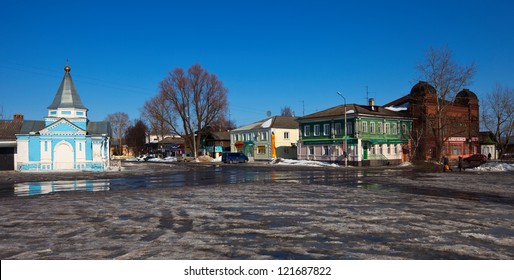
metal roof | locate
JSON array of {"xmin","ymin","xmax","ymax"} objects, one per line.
[
  {"xmin": 86, "ymin": 121, "xmax": 110, "ymax": 136},
  {"xmin": 231, "ymin": 116, "xmax": 299, "ymax": 132},
  {"xmin": 19, "ymin": 120, "xmax": 46, "ymax": 134},
  {"xmin": 47, "ymin": 65, "xmax": 87, "ymax": 110},
  {"xmin": 298, "ymin": 104, "xmax": 411, "ymax": 121}
]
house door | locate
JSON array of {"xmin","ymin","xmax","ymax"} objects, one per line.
[
  {"xmin": 54, "ymin": 141, "xmax": 74, "ymax": 170},
  {"xmin": 363, "ymin": 144, "xmax": 368, "ymax": 160}
]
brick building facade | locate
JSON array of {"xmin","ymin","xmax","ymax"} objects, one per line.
[{"xmin": 385, "ymin": 81, "xmax": 480, "ymax": 160}]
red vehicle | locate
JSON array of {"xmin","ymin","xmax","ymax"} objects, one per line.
[{"xmin": 463, "ymin": 154, "xmax": 487, "ymax": 163}]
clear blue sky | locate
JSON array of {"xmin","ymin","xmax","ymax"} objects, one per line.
[{"xmin": 1, "ymin": 0, "xmax": 513, "ymax": 127}]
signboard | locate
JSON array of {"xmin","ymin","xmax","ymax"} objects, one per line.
[
  {"xmin": 448, "ymin": 137, "xmax": 466, "ymax": 142},
  {"xmin": 205, "ymin": 146, "xmax": 224, "ymax": 152}
]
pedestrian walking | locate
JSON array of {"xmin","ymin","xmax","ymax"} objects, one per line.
[
  {"xmin": 458, "ymin": 156, "xmax": 463, "ymax": 172},
  {"xmin": 442, "ymin": 155, "xmax": 452, "ymax": 172},
  {"xmin": 488, "ymin": 153, "xmax": 492, "ymax": 160}
]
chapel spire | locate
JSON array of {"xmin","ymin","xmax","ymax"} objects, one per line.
[{"xmin": 47, "ymin": 62, "xmax": 87, "ymax": 110}]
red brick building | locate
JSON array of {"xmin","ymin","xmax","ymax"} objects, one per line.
[{"xmin": 385, "ymin": 81, "xmax": 479, "ymax": 160}]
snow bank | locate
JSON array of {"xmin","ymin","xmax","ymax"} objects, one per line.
[
  {"xmin": 472, "ymin": 162, "xmax": 514, "ymax": 172},
  {"xmin": 125, "ymin": 156, "xmax": 179, "ymax": 162},
  {"xmin": 148, "ymin": 157, "xmax": 178, "ymax": 162},
  {"xmin": 270, "ymin": 158, "xmax": 342, "ymax": 168}
]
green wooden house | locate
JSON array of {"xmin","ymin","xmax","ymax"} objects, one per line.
[{"xmin": 297, "ymin": 100, "xmax": 413, "ymax": 166}]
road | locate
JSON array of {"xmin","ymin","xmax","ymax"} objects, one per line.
[{"xmin": 0, "ymin": 161, "xmax": 513, "ymax": 259}]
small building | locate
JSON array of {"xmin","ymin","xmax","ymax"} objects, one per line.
[
  {"xmin": 479, "ymin": 131, "xmax": 498, "ymax": 160},
  {"xmin": 204, "ymin": 131, "xmax": 230, "ymax": 159},
  {"xmin": 157, "ymin": 136, "xmax": 185, "ymax": 157},
  {"xmin": 230, "ymin": 116, "xmax": 299, "ymax": 161},
  {"xmin": 14, "ymin": 64, "xmax": 110, "ymax": 171},
  {"xmin": 297, "ymin": 99, "xmax": 413, "ymax": 166}
]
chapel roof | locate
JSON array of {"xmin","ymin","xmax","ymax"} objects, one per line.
[{"xmin": 47, "ymin": 64, "xmax": 87, "ymax": 110}]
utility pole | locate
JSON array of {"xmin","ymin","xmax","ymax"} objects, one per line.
[{"xmin": 337, "ymin": 91, "xmax": 348, "ymax": 167}]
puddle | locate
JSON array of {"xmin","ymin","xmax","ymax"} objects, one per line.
[
  {"xmin": 14, "ymin": 180, "xmax": 110, "ymax": 196},
  {"xmin": 485, "ymin": 227, "xmax": 514, "ymax": 237}
]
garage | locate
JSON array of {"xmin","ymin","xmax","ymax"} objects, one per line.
[
  {"xmin": 0, "ymin": 119, "xmax": 24, "ymax": 171},
  {"xmin": 0, "ymin": 147, "xmax": 15, "ymax": 170}
]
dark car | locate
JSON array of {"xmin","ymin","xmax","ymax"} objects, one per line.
[
  {"xmin": 463, "ymin": 154, "xmax": 487, "ymax": 163},
  {"xmin": 222, "ymin": 152, "xmax": 249, "ymax": 163}
]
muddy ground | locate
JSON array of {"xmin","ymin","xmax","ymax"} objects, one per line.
[{"xmin": 0, "ymin": 161, "xmax": 512, "ymax": 259}]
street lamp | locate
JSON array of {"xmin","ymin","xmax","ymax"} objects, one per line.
[{"xmin": 336, "ymin": 91, "xmax": 348, "ymax": 167}]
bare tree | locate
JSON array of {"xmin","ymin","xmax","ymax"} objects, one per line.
[
  {"xmin": 417, "ymin": 45, "xmax": 476, "ymax": 159},
  {"xmin": 281, "ymin": 106, "xmax": 294, "ymax": 117},
  {"xmin": 141, "ymin": 91, "xmax": 177, "ymax": 141},
  {"xmin": 481, "ymin": 83, "xmax": 514, "ymax": 157},
  {"xmin": 125, "ymin": 119, "xmax": 148, "ymax": 156},
  {"xmin": 105, "ymin": 112, "xmax": 131, "ymax": 155},
  {"xmin": 155, "ymin": 64, "xmax": 228, "ymax": 156},
  {"xmin": 409, "ymin": 127, "xmax": 424, "ymax": 161}
]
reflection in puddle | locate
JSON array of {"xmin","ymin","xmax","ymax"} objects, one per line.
[{"xmin": 14, "ymin": 180, "xmax": 110, "ymax": 197}]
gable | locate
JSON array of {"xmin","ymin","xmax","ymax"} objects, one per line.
[{"xmin": 40, "ymin": 119, "xmax": 86, "ymax": 135}]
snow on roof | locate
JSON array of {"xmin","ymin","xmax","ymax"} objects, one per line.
[
  {"xmin": 261, "ymin": 118, "xmax": 273, "ymax": 128},
  {"xmin": 385, "ymin": 106, "xmax": 407, "ymax": 112}
]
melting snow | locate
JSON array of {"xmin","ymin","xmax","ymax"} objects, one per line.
[
  {"xmin": 472, "ymin": 162, "xmax": 514, "ymax": 172},
  {"xmin": 385, "ymin": 106, "xmax": 407, "ymax": 112}
]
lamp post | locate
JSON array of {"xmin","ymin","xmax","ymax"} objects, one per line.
[
  {"xmin": 193, "ymin": 131, "xmax": 197, "ymax": 161},
  {"xmin": 336, "ymin": 91, "xmax": 348, "ymax": 167}
]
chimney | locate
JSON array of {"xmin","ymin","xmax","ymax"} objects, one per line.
[
  {"xmin": 369, "ymin": 98, "xmax": 375, "ymax": 110},
  {"xmin": 13, "ymin": 113, "xmax": 24, "ymax": 121}
]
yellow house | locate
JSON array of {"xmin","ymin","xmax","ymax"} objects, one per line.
[{"xmin": 230, "ymin": 116, "xmax": 299, "ymax": 161}]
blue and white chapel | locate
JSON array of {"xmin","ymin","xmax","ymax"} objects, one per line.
[{"xmin": 16, "ymin": 64, "xmax": 110, "ymax": 171}]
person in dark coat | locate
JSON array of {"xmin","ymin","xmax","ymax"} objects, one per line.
[
  {"xmin": 458, "ymin": 156, "xmax": 463, "ymax": 172},
  {"xmin": 442, "ymin": 155, "xmax": 451, "ymax": 172}
]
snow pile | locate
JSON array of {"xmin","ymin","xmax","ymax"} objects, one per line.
[
  {"xmin": 472, "ymin": 162, "xmax": 514, "ymax": 172},
  {"xmin": 124, "ymin": 156, "xmax": 179, "ymax": 162},
  {"xmin": 398, "ymin": 162, "xmax": 413, "ymax": 167},
  {"xmin": 148, "ymin": 157, "xmax": 178, "ymax": 162},
  {"xmin": 270, "ymin": 158, "xmax": 342, "ymax": 168}
]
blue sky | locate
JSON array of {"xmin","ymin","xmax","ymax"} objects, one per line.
[{"xmin": 1, "ymin": 0, "xmax": 513, "ymax": 126}]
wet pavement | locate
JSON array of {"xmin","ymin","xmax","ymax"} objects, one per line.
[{"xmin": 0, "ymin": 162, "xmax": 513, "ymax": 259}]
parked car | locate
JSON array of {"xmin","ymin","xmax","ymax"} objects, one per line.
[
  {"xmin": 463, "ymin": 154, "xmax": 487, "ymax": 163},
  {"xmin": 222, "ymin": 152, "xmax": 248, "ymax": 163}
]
